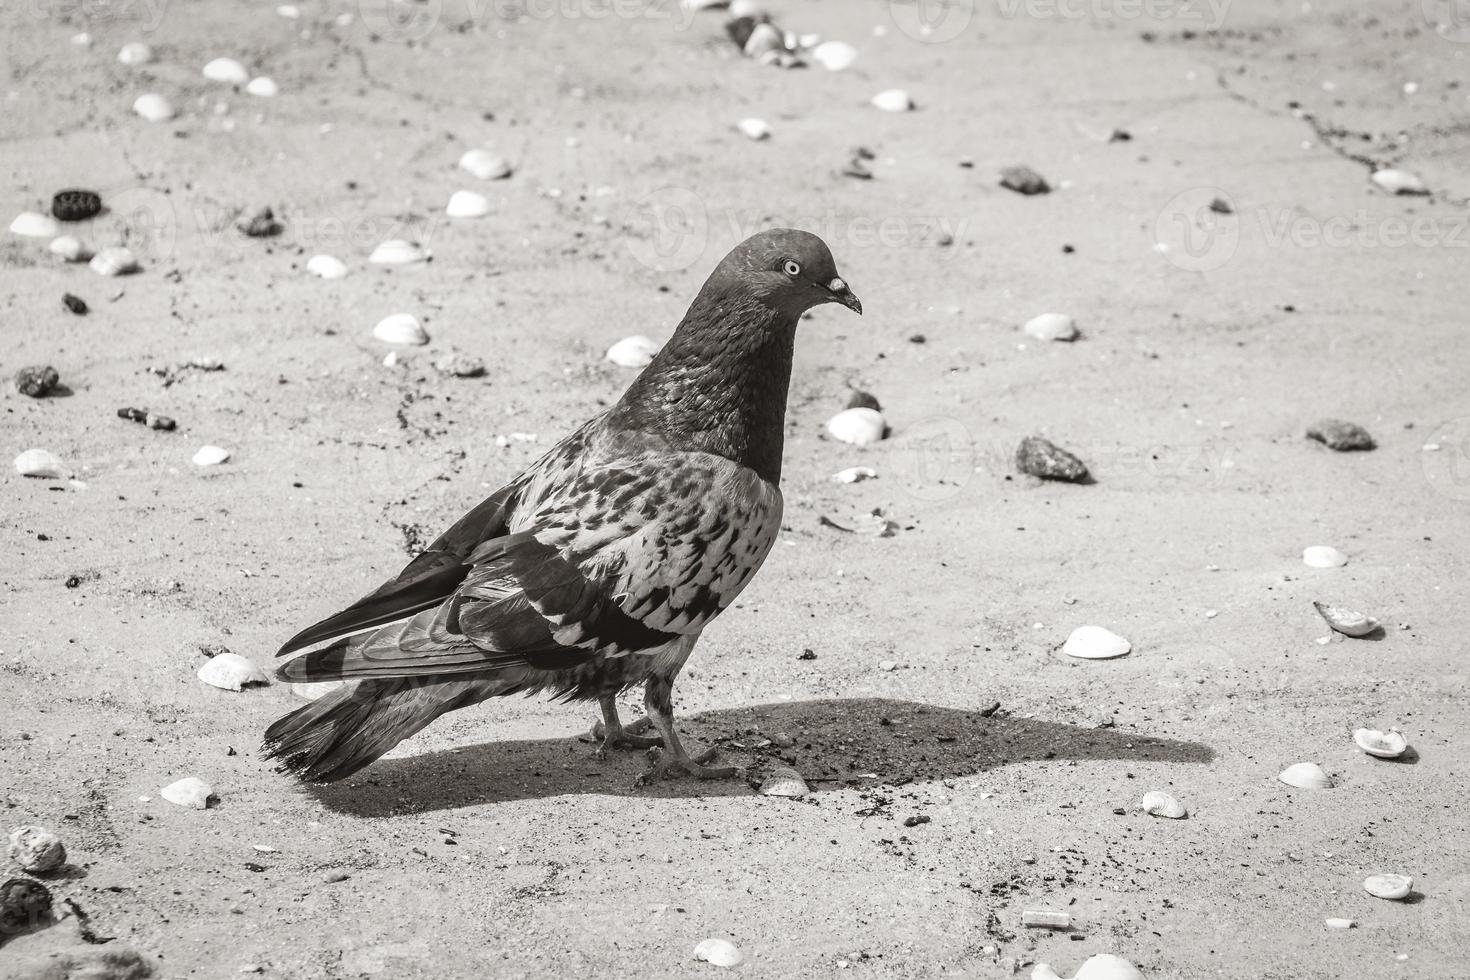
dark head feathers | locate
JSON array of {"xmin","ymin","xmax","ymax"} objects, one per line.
[{"xmin": 707, "ymin": 229, "xmax": 862, "ymax": 319}]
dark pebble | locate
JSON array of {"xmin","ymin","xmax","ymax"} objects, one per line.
[
  {"xmin": 239, "ymin": 206, "xmax": 283, "ymax": 238},
  {"xmin": 1307, "ymin": 419, "xmax": 1375, "ymax": 452},
  {"xmin": 0, "ymin": 877, "xmax": 53, "ymax": 936},
  {"xmin": 15, "ymin": 365, "xmax": 60, "ymax": 398},
  {"xmin": 1208, "ymin": 197, "xmax": 1233, "ymax": 215},
  {"xmin": 1108, "ymin": 129, "xmax": 1132, "ymax": 142},
  {"xmin": 909, "ymin": 333, "xmax": 926, "ymax": 344},
  {"xmin": 1016, "ymin": 436, "xmax": 1090, "ymax": 483},
  {"xmin": 798, "ymin": 649, "xmax": 817, "ymax": 660},
  {"xmin": 118, "ymin": 407, "xmax": 148, "ymax": 423},
  {"xmin": 846, "ymin": 390, "xmax": 881, "ymax": 412},
  {"xmin": 323, "ymin": 870, "xmax": 351, "ymax": 883},
  {"xmin": 145, "ymin": 413, "xmax": 177, "ymax": 431},
  {"xmin": 62, "ymin": 293, "xmax": 88, "ymax": 315},
  {"xmin": 841, "ymin": 158, "xmax": 873, "ymax": 180},
  {"xmin": 725, "ymin": 15, "xmax": 757, "ymax": 49},
  {"xmin": 65, "ymin": 576, "xmax": 81, "ymax": 588},
  {"xmin": 999, "ymin": 165, "xmax": 1051, "ymax": 195},
  {"xmin": 903, "ymin": 815, "xmax": 931, "ymax": 828},
  {"xmin": 51, "ymin": 188, "xmax": 103, "ymax": 222}
]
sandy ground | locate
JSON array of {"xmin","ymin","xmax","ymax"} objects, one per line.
[{"xmin": 4, "ymin": 0, "xmax": 1470, "ymax": 977}]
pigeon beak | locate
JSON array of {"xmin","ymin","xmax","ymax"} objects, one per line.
[{"xmin": 827, "ymin": 277, "xmax": 862, "ymax": 315}]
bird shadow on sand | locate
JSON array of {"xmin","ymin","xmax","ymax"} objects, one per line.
[{"xmin": 308, "ymin": 698, "xmax": 1215, "ymax": 817}]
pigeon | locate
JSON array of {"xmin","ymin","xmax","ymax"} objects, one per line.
[{"xmin": 263, "ymin": 229, "xmax": 861, "ymax": 784}]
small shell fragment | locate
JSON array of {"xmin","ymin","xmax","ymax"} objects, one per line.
[
  {"xmin": 374, "ymin": 313, "xmax": 429, "ymax": 346},
  {"xmin": 1278, "ymin": 762, "xmax": 1332, "ymax": 789},
  {"xmin": 1062, "ymin": 625, "xmax": 1130, "ymax": 660},
  {"xmin": 736, "ymin": 117, "xmax": 770, "ymax": 141},
  {"xmin": 1370, "ymin": 169, "xmax": 1428, "ymax": 196},
  {"xmin": 90, "ymin": 247, "xmax": 139, "ymax": 276},
  {"xmin": 1314, "ymin": 601, "xmax": 1379, "ymax": 637},
  {"xmin": 14, "ymin": 449, "xmax": 63, "ymax": 479},
  {"xmin": 606, "ymin": 335, "xmax": 661, "ymax": 368},
  {"xmin": 117, "ymin": 42, "xmax": 153, "ymax": 65},
  {"xmin": 871, "ymin": 88, "xmax": 914, "ymax": 112},
  {"xmin": 446, "ymin": 190, "xmax": 490, "ymax": 218},
  {"xmin": 831, "ymin": 466, "xmax": 876, "ymax": 484},
  {"xmin": 1302, "ymin": 546, "xmax": 1348, "ymax": 569},
  {"xmin": 1023, "ymin": 313, "xmax": 1078, "ymax": 342},
  {"xmin": 1325, "ymin": 917, "xmax": 1355, "ymax": 929},
  {"xmin": 758, "ymin": 767, "xmax": 809, "ymax": 799},
  {"xmin": 132, "ymin": 93, "xmax": 176, "ymax": 122},
  {"xmin": 1353, "ymin": 728, "xmax": 1408, "ymax": 759},
  {"xmin": 1363, "ymin": 873, "xmax": 1413, "ymax": 900},
  {"xmin": 368, "ymin": 239, "xmax": 429, "ymax": 265},
  {"xmin": 10, "ymin": 211, "xmax": 60, "ymax": 239},
  {"xmin": 160, "ymin": 777, "xmax": 216, "ymax": 809},
  {"xmin": 692, "ymin": 938, "xmax": 743, "ymax": 968},
  {"xmin": 50, "ymin": 235, "xmax": 91, "ymax": 262},
  {"xmin": 245, "ymin": 76, "xmax": 279, "ymax": 97},
  {"xmin": 306, "ymin": 254, "xmax": 348, "ymax": 279},
  {"xmin": 192, "ymin": 445, "xmax": 231, "ymax": 467},
  {"xmin": 1032, "ymin": 953, "xmax": 1145, "ymax": 980},
  {"xmin": 826, "ymin": 407, "xmax": 885, "ymax": 446},
  {"xmin": 1140, "ymin": 790, "xmax": 1187, "ymax": 819},
  {"xmin": 459, "ymin": 149, "xmax": 512, "ymax": 180},
  {"xmin": 811, "ymin": 40, "xmax": 857, "ymax": 71},
  {"xmin": 202, "ymin": 57, "xmax": 250, "ymax": 85},
  {"xmin": 7, "ymin": 826, "xmax": 67, "ymax": 874},
  {"xmin": 197, "ymin": 653, "xmax": 269, "ymax": 691}
]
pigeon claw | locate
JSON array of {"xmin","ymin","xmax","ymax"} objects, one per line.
[
  {"xmin": 634, "ymin": 747, "xmax": 743, "ymax": 786},
  {"xmin": 587, "ymin": 718, "xmax": 664, "ymax": 759}
]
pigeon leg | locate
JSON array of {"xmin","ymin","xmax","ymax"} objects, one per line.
[
  {"xmin": 590, "ymin": 696, "xmax": 663, "ymax": 759},
  {"xmin": 634, "ymin": 676, "xmax": 742, "ymax": 784}
]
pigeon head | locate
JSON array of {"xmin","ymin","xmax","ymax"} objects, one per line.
[{"xmin": 714, "ymin": 229, "xmax": 862, "ymax": 318}]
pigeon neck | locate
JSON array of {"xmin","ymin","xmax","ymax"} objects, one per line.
[{"xmin": 609, "ymin": 288, "xmax": 796, "ymax": 484}]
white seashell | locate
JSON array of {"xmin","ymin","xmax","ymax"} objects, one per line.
[
  {"xmin": 202, "ymin": 57, "xmax": 250, "ymax": 85},
  {"xmin": 245, "ymin": 76, "xmax": 279, "ymax": 97},
  {"xmin": 871, "ymin": 88, "xmax": 914, "ymax": 112},
  {"xmin": 1032, "ymin": 953, "xmax": 1145, "ymax": 980},
  {"xmin": 1024, "ymin": 313, "xmax": 1079, "ymax": 342},
  {"xmin": 374, "ymin": 313, "xmax": 429, "ymax": 346},
  {"xmin": 1325, "ymin": 918, "xmax": 1355, "ymax": 929},
  {"xmin": 382, "ymin": 351, "xmax": 400, "ymax": 368},
  {"xmin": 8, "ymin": 825, "xmax": 67, "ymax": 873},
  {"xmin": 90, "ymin": 246, "xmax": 140, "ymax": 276},
  {"xmin": 1278, "ymin": 762, "xmax": 1332, "ymax": 789},
  {"xmin": 10, "ymin": 211, "xmax": 60, "ymax": 239},
  {"xmin": 825, "ymin": 407, "xmax": 885, "ymax": 446},
  {"xmin": 458, "ymin": 149, "xmax": 513, "ymax": 180},
  {"xmin": 72, "ymin": 32, "xmax": 93, "ymax": 47},
  {"xmin": 1370, "ymin": 169, "xmax": 1428, "ymax": 196},
  {"xmin": 1062, "ymin": 625, "xmax": 1131, "ymax": 660},
  {"xmin": 1363, "ymin": 873, "xmax": 1413, "ymax": 900},
  {"xmin": 1140, "ymin": 790, "xmax": 1187, "ymax": 819},
  {"xmin": 832, "ymin": 466, "xmax": 877, "ymax": 484},
  {"xmin": 736, "ymin": 117, "xmax": 771, "ymax": 141},
  {"xmin": 160, "ymin": 777, "xmax": 216, "ymax": 809},
  {"xmin": 197, "ymin": 653, "xmax": 269, "ymax": 691},
  {"xmin": 1353, "ymin": 728, "xmax": 1408, "ymax": 759},
  {"xmin": 1313, "ymin": 601, "xmax": 1378, "ymax": 637},
  {"xmin": 1302, "ymin": 546, "xmax": 1348, "ymax": 569},
  {"xmin": 758, "ymin": 767, "xmax": 809, "ymax": 798},
  {"xmin": 50, "ymin": 235, "xmax": 92, "ymax": 262},
  {"xmin": 811, "ymin": 40, "xmax": 858, "ymax": 71},
  {"xmin": 14, "ymin": 449, "xmax": 63, "ymax": 479},
  {"xmin": 743, "ymin": 22, "xmax": 783, "ymax": 58},
  {"xmin": 606, "ymin": 335, "xmax": 661, "ymax": 368},
  {"xmin": 306, "ymin": 254, "xmax": 348, "ymax": 279},
  {"xmin": 192, "ymin": 445, "xmax": 231, "ymax": 467},
  {"xmin": 117, "ymin": 42, "xmax": 153, "ymax": 65},
  {"xmin": 252, "ymin": 843, "xmax": 278, "ymax": 853},
  {"xmin": 369, "ymin": 239, "xmax": 429, "ymax": 265},
  {"xmin": 132, "ymin": 93, "xmax": 176, "ymax": 122},
  {"xmin": 692, "ymin": 938, "xmax": 743, "ymax": 968},
  {"xmin": 446, "ymin": 190, "xmax": 490, "ymax": 218}
]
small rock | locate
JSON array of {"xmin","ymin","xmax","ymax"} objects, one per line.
[
  {"xmin": 446, "ymin": 190, "xmax": 490, "ymax": 218},
  {"xmin": 132, "ymin": 93, "xmax": 175, "ymax": 123},
  {"xmin": 7, "ymin": 826, "xmax": 67, "ymax": 873},
  {"xmin": 14, "ymin": 449, "xmax": 63, "ymax": 479},
  {"xmin": 692, "ymin": 938, "xmax": 743, "ymax": 968},
  {"xmin": 117, "ymin": 41, "xmax": 153, "ymax": 65},
  {"xmin": 51, "ymin": 236, "xmax": 91, "ymax": 263},
  {"xmin": 1306, "ymin": 419, "xmax": 1375, "ymax": 451},
  {"xmin": 51, "ymin": 189, "xmax": 103, "ymax": 222},
  {"xmin": 1016, "ymin": 436, "xmax": 1089, "ymax": 482},
  {"xmin": 203, "ymin": 57, "xmax": 250, "ymax": 85},
  {"xmin": 606, "ymin": 335, "xmax": 661, "ymax": 368},
  {"xmin": 459, "ymin": 149, "xmax": 513, "ymax": 180},
  {"xmin": 736, "ymin": 117, "xmax": 771, "ymax": 141},
  {"xmin": 1023, "ymin": 313, "xmax": 1078, "ymax": 342},
  {"xmin": 145, "ymin": 413, "xmax": 176, "ymax": 431},
  {"xmin": 192, "ymin": 445, "xmax": 231, "ymax": 467},
  {"xmin": 1370, "ymin": 168, "xmax": 1428, "ymax": 196},
  {"xmin": 245, "ymin": 76, "xmax": 279, "ymax": 97},
  {"xmin": 323, "ymin": 870, "xmax": 351, "ymax": 883},
  {"xmin": 1062, "ymin": 625, "xmax": 1130, "ymax": 660},
  {"xmin": 90, "ymin": 246, "xmax": 139, "ymax": 276},
  {"xmin": 15, "ymin": 366, "xmax": 60, "ymax": 398},
  {"xmin": 62, "ymin": 293, "xmax": 89, "ymax": 315},
  {"xmin": 0, "ymin": 877, "xmax": 52, "ymax": 936},
  {"xmin": 434, "ymin": 352, "xmax": 487, "ymax": 378},
  {"xmin": 1302, "ymin": 546, "xmax": 1348, "ymax": 569},
  {"xmin": 160, "ymin": 777, "xmax": 216, "ymax": 809},
  {"xmin": 826, "ymin": 407, "xmax": 885, "ymax": 446},
  {"xmin": 870, "ymin": 88, "xmax": 913, "ymax": 112},
  {"xmin": 999, "ymin": 165, "xmax": 1051, "ymax": 195},
  {"xmin": 239, "ymin": 207, "xmax": 282, "ymax": 238}
]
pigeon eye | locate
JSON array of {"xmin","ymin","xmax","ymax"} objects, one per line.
[{"xmin": 781, "ymin": 259, "xmax": 801, "ymax": 277}]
